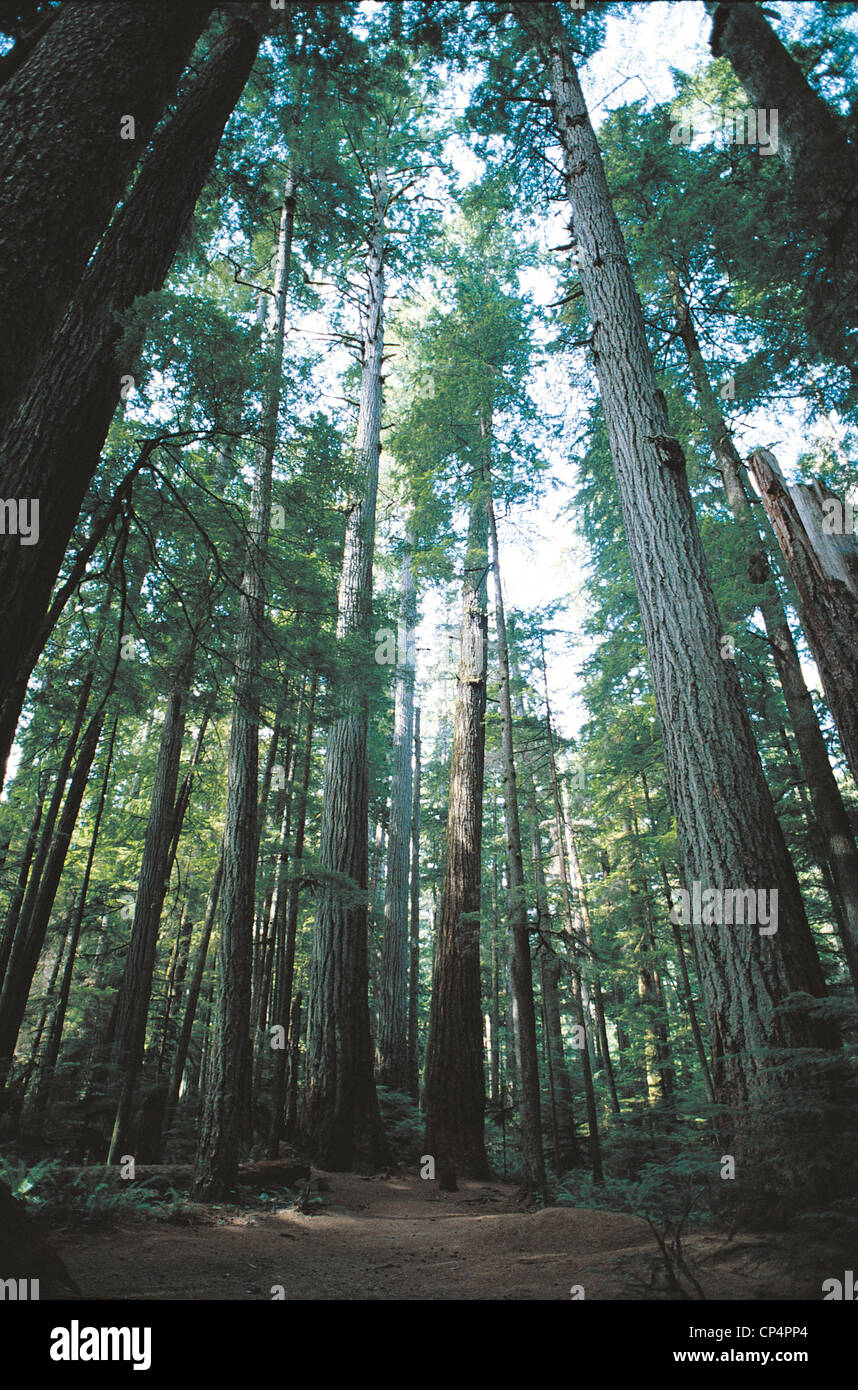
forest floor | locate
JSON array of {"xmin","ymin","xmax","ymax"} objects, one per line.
[{"xmin": 50, "ymin": 1169, "xmax": 809, "ymax": 1301}]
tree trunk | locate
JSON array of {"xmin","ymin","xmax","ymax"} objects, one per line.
[
  {"xmin": 0, "ymin": 0, "xmax": 209, "ymax": 433},
  {"xmin": 524, "ymin": 5, "xmax": 839, "ymax": 1190},
  {"xmin": 705, "ymin": 1, "xmax": 858, "ymax": 366},
  {"xmin": 27, "ymin": 718, "xmax": 118, "ymax": 1129},
  {"xmin": 0, "ymin": 18, "xmax": 259, "ymax": 785},
  {"xmin": 161, "ymin": 850, "xmax": 223, "ymax": 1150},
  {"xmin": 194, "ymin": 175, "xmax": 294, "ymax": 1200},
  {"xmin": 0, "ymin": 792, "xmax": 44, "ymax": 986},
  {"xmin": 641, "ymin": 768, "xmax": 716, "ymax": 1106},
  {"xmin": 666, "ymin": 262, "xmax": 858, "ymax": 988},
  {"xmin": 0, "ymin": 709, "xmax": 104, "ymax": 1096},
  {"xmin": 530, "ymin": 815, "xmax": 582, "ymax": 1171},
  {"xmin": 108, "ymin": 654, "xmax": 195, "ymax": 1164},
  {"xmin": 156, "ymin": 906, "xmax": 194, "ymax": 1082},
  {"xmin": 559, "ymin": 778, "xmax": 621, "ymax": 1118},
  {"xmin": 541, "ymin": 678, "xmax": 603, "ymax": 1182},
  {"xmin": 748, "ymin": 448, "xmax": 858, "ymax": 792},
  {"xmin": 1, "ymin": 659, "xmax": 98, "ymax": 1008},
  {"xmin": 303, "ymin": 170, "xmax": 389, "ymax": 1172},
  {"xmin": 266, "ymin": 670, "xmax": 317, "ymax": 1158},
  {"xmin": 629, "ymin": 803, "xmax": 675, "ymax": 1110},
  {"xmin": 423, "ymin": 481, "xmax": 491, "ymax": 1182},
  {"xmin": 705, "ymin": 2, "xmax": 858, "ymax": 232},
  {"xmin": 486, "ymin": 473, "xmax": 546, "ymax": 1200},
  {"xmin": 285, "ymin": 991, "xmax": 303, "ymax": 1139},
  {"xmin": 378, "ymin": 540, "xmax": 417, "ymax": 1092},
  {"xmin": 489, "ymin": 835, "xmax": 502, "ymax": 1108},
  {"xmin": 252, "ymin": 720, "xmax": 296, "ymax": 1066},
  {"xmin": 407, "ymin": 708, "xmax": 422, "ymax": 1101}
]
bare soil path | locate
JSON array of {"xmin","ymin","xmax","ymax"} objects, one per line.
[{"xmin": 50, "ymin": 1170, "xmax": 803, "ymax": 1301}]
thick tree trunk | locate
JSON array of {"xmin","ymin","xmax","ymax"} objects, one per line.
[
  {"xmin": 0, "ymin": 0, "xmax": 209, "ymax": 433},
  {"xmin": 666, "ymin": 263, "xmax": 858, "ymax": 988},
  {"xmin": 0, "ymin": 18, "xmax": 259, "ymax": 786},
  {"xmin": 486, "ymin": 475, "xmax": 547, "ymax": 1200},
  {"xmin": 705, "ymin": 1, "xmax": 858, "ymax": 363},
  {"xmin": 194, "ymin": 177, "xmax": 294, "ymax": 1200},
  {"xmin": 0, "ymin": 10, "xmax": 59, "ymax": 90},
  {"xmin": 407, "ymin": 708, "xmax": 422, "ymax": 1100},
  {"xmin": 525, "ymin": 5, "xmax": 839, "ymax": 1189},
  {"xmin": 378, "ymin": 541, "xmax": 417, "ymax": 1092},
  {"xmin": 303, "ymin": 172, "xmax": 389, "ymax": 1173},
  {"xmin": 423, "ymin": 484, "xmax": 491, "ymax": 1182},
  {"xmin": 748, "ymin": 448, "xmax": 858, "ymax": 792},
  {"xmin": 705, "ymin": 2, "xmax": 858, "ymax": 230}
]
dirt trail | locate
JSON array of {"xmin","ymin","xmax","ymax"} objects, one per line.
[{"xmin": 52, "ymin": 1170, "xmax": 801, "ymax": 1301}]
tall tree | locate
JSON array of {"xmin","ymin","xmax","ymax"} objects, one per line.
[
  {"xmin": 194, "ymin": 176, "xmax": 294, "ymax": 1199},
  {"xmin": 512, "ymin": 2, "xmax": 840, "ymax": 1193},
  {"xmin": 487, "ymin": 475, "xmax": 547, "ymax": 1200},
  {"xmin": 663, "ymin": 263, "xmax": 858, "ymax": 987},
  {"xmin": 302, "ymin": 161, "xmax": 390, "ymax": 1171},
  {"xmin": 378, "ymin": 537, "xmax": 417, "ymax": 1092},
  {"xmin": 423, "ymin": 483, "xmax": 491, "ymax": 1181},
  {"xmin": 748, "ymin": 448, "xmax": 858, "ymax": 792}
]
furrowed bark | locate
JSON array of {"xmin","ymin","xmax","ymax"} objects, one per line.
[
  {"xmin": 0, "ymin": 18, "xmax": 259, "ymax": 786},
  {"xmin": 303, "ymin": 170, "xmax": 389, "ymax": 1172},
  {"xmin": 423, "ymin": 483, "xmax": 491, "ymax": 1181},
  {"xmin": 486, "ymin": 471, "xmax": 547, "ymax": 1200},
  {"xmin": 267, "ymin": 669, "xmax": 317, "ymax": 1159},
  {"xmin": 748, "ymin": 448, "xmax": 858, "ymax": 793},
  {"xmin": 520, "ymin": 4, "xmax": 839, "ymax": 1193},
  {"xmin": 378, "ymin": 539, "xmax": 417, "ymax": 1092},
  {"xmin": 407, "ymin": 708, "xmax": 422, "ymax": 1101},
  {"xmin": 194, "ymin": 176, "xmax": 294, "ymax": 1199},
  {"xmin": 107, "ymin": 654, "xmax": 196, "ymax": 1164},
  {"xmin": 0, "ymin": 0, "xmax": 209, "ymax": 432},
  {"xmin": 666, "ymin": 263, "xmax": 858, "ymax": 988}
]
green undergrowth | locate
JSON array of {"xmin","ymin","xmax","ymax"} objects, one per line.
[{"xmin": 0, "ymin": 1153, "xmax": 191, "ymax": 1230}]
